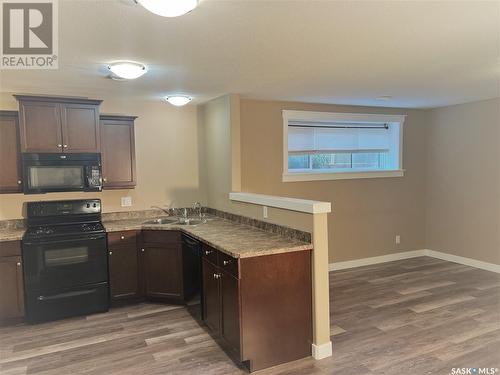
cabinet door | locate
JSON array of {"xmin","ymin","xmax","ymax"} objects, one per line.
[
  {"xmin": 18, "ymin": 101, "xmax": 62, "ymax": 152},
  {"xmin": 143, "ymin": 244, "xmax": 182, "ymax": 300},
  {"xmin": 0, "ymin": 256, "xmax": 24, "ymax": 320},
  {"xmin": 202, "ymin": 259, "xmax": 220, "ymax": 334},
  {"xmin": 220, "ymin": 271, "xmax": 240, "ymax": 356},
  {"xmin": 61, "ymin": 103, "xmax": 100, "ymax": 153},
  {"xmin": 0, "ymin": 112, "xmax": 22, "ymax": 193},
  {"xmin": 100, "ymin": 117, "xmax": 136, "ymax": 189},
  {"xmin": 108, "ymin": 246, "xmax": 140, "ymax": 301}
]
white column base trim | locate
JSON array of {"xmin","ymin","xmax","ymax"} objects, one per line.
[
  {"xmin": 312, "ymin": 341, "xmax": 332, "ymax": 360},
  {"xmin": 329, "ymin": 249, "xmax": 500, "ymax": 274}
]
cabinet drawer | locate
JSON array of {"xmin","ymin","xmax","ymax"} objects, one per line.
[
  {"xmin": 202, "ymin": 243, "xmax": 218, "ymax": 265},
  {"xmin": 0, "ymin": 241, "xmax": 22, "ymax": 257},
  {"xmin": 142, "ymin": 230, "xmax": 181, "ymax": 245},
  {"xmin": 107, "ymin": 231, "xmax": 137, "ymax": 248},
  {"xmin": 219, "ymin": 252, "xmax": 239, "ymax": 278}
]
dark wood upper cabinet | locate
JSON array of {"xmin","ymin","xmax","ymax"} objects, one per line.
[
  {"xmin": 100, "ymin": 115, "xmax": 137, "ymax": 189},
  {"xmin": 0, "ymin": 241, "xmax": 24, "ymax": 323},
  {"xmin": 61, "ymin": 103, "xmax": 100, "ymax": 153},
  {"xmin": 17, "ymin": 99, "xmax": 62, "ymax": 153},
  {"xmin": 15, "ymin": 95, "xmax": 102, "ymax": 153},
  {"xmin": 0, "ymin": 111, "xmax": 22, "ymax": 193}
]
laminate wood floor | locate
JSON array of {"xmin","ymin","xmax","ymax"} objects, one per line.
[{"xmin": 1, "ymin": 257, "xmax": 499, "ymax": 375}]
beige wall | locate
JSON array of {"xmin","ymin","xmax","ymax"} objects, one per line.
[
  {"xmin": 0, "ymin": 92, "xmax": 204, "ymax": 220},
  {"xmin": 426, "ymin": 98, "xmax": 500, "ymax": 265},
  {"xmin": 239, "ymin": 99, "xmax": 428, "ymax": 263},
  {"xmin": 197, "ymin": 94, "xmax": 232, "ymax": 212},
  {"xmin": 198, "ymin": 94, "xmax": 314, "ymax": 232}
]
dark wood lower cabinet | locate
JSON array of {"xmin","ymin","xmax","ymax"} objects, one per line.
[
  {"xmin": 107, "ymin": 231, "xmax": 141, "ymax": 303},
  {"xmin": 143, "ymin": 244, "xmax": 182, "ymax": 300},
  {"xmin": 239, "ymin": 251, "xmax": 313, "ymax": 371},
  {"xmin": 201, "ymin": 246, "xmax": 312, "ymax": 372},
  {"xmin": 202, "ymin": 259, "xmax": 221, "ymax": 334},
  {"xmin": 0, "ymin": 241, "xmax": 24, "ymax": 323},
  {"xmin": 108, "ymin": 230, "xmax": 185, "ymax": 305},
  {"xmin": 108, "ymin": 246, "xmax": 140, "ymax": 301},
  {"xmin": 220, "ymin": 270, "xmax": 241, "ymax": 356}
]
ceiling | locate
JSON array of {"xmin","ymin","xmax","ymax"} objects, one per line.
[{"xmin": 0, "ymin": 0, "xmax": 499, "ymax": 108}]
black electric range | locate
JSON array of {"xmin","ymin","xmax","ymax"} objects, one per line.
[{"xmin": 22, "ymin": 199, "xmax": 109, "ymax": 323}]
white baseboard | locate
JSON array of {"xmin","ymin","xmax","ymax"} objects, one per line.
[
  {"xmin": 312, "ymin": 341, "xmax": 332, "ymax": 360},
  {"xmin": 424, "ymin": 249, "xmax": 500, "ymax": 274},
  {"xmin": 329, "ymin": 250, "xmax": 426, "ymax": 271},
  {"xmin": 329, "ymin": 249, "xmax": 500, "ymax": 274}
]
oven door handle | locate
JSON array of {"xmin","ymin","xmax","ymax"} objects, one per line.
[
  {"xmin": 37, "ymin": 289, "xmax": 97, "ymax": 301},
  {"xmin": 24, "ymin": 234, "xmax": 106, "ymax": 245}
]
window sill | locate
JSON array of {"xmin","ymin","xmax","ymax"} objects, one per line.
[{"xmin": 282, "ymin": 169, "xmax": 405, "ymax": 182}]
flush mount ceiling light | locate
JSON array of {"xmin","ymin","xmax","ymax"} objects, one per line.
[
  {"xmin": 136, "ymin": 0, "xmax": 198, "ymax": 17},
  {"xmin": 376, "ymin": 95, "xmax": 392, "ymax": 101},
  {"xmin": 107, "ymin": 61, "xmax": 147, "ymax": 80},
  {"xmin": 165, "ymin": 95, "xmax": 192, "ymax": 106}
]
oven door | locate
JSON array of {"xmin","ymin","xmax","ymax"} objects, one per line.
[{"xmin": 23, "ymin": 234, "xmax": 108, "ymax": 291}]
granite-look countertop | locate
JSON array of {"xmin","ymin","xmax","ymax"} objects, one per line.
[
  {"xmin": 0, "ymin": 228, "xmax": 25, "ymax": 242},
  {"xmin": 104, "ymin": 217, "xmax": 313, "ymax": 258}
]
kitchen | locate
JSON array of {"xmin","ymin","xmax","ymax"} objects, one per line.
[
  {"xmin": 0, "ymin": 91, "xmax": 329, "ymax": 373},
  {"xmin": 1, "ymin": 1, "xmax": 499, "ymax": 375}
]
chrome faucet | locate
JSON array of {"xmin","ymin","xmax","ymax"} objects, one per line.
[{"xmin": 193, "ymin": 202, "xmax": 202, "ymax": 219}]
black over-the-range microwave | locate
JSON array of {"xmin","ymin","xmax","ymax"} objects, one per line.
[{"xmin": 22, "ymin": 153, "xmax": 102, "ymax": 194}]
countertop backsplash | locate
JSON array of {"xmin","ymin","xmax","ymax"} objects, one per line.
[{"xmin": 0, "ymin": 206, "xmax": 311, "ymax": 244}]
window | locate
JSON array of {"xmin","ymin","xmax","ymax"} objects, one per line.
[{"xmin": 283, "ymin": 110, "xmax": 405, "ymax": 181}]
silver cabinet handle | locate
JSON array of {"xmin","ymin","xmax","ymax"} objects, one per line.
[
  {"xmin": 103, "ymin": 178, "xmax": 107, "ymax": 182},
  {"xmin": 57, "ymin": 144, "xmax": 62, "ymax": 148},
  {"xmin": 17, "ymin": 180, "xmax": 22, "ymax": 184},
  {"xmin": 223, "ymin": 260, "xmax": 231, "ymax": 266},
  {"xmin": 141, "ymin": 248, "xmax": 145, "ymax": 252},
  {"xmin": 109, "ymin": 251, "xmax": 112, "ymax": 255},
  {"xmin": 16, "ymin": 262, "xmax": 21, "ymax": 266},
  {"xmin": 120, "ymin": 236, "xmax": 125, "ymax": 240},
  {"xmin": 63, "ymin": 145, "xmax": 68, "ymax": 148},
  {"xmin": 213, "ymin": 273, "xmax": 220, "ymax": 279},
  {"xmin": 205, "ymin": 250, "xmax": 212, "ymax": 255}
]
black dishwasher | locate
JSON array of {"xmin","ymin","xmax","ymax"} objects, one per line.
[{"xmin": 182, "ymin": 234, "xmax": 203, "ymax": 320}]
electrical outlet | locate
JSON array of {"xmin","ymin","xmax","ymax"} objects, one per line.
[
  {"xmin": 395, "ymin": 235, "xmax": 401, "ymax": 245},
  {"xmin": 263, "ymin": 206, "xmax": 268, "ymax": 219},
  {"xmin": 121, "ymin": 196, "xmax": 132, "ymax": 207}
]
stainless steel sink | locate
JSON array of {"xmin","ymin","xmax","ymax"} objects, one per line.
[
  {"xmin": 142, "ymin": 217, "xmax": 179, "ymax": 225},
  {"xmin": 176, "ymin": 218, "xmax": 204, "ymax": 226}
]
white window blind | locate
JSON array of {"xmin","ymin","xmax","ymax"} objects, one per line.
[
  {"xmin": 288, "ymin": 125, "xmax": 390, "ymax": 153},
  {"xmin": 283, "ymin": 111, "xmax": 405, "ymax": 180}
]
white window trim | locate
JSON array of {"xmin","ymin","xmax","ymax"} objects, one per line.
[{"xmin": 282, "ymin": 110, "xmax": 406, "ymax": 182}]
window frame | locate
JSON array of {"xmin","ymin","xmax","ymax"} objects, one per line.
[{"xmin": 282, "ymin": 110, "xmax": 406, "ymax": 182}]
